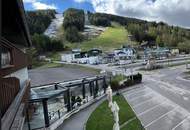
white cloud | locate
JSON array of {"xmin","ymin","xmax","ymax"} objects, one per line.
[
  {"xmin": 89, "ymin": 0, "xmax": 190, "ymax": 28},
  {"xmin": 74, "ymin": 0, "xmax": 87, "ymax": 3},
  {"xmin": 23, "ymin": 0, "xmax": 36, "ymax": 3},
  {"xmin": 32, "ymin": 2, "xmax": 57, "ymax": 10},
  {"xmin": 23, "ymin": 0, "xmax": 190, "ymax": 28},
  {"xmin": 23, "ymin": 0, "xmax": 57, "ymax": 10}
]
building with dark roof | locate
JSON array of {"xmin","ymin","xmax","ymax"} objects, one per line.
[{"xmin": 1, "ymin": 0, "xmax": 32, "ymax": 129}]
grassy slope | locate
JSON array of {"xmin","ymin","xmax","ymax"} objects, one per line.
[
  {"xmin": 67, "ymin": 25, "xmax": 136, "ymax": 52},
  {"xmin": 86, "ymin": 95, "xmax": 143, "ymax": 130}
]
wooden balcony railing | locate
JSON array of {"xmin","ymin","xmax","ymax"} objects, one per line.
[
  {"xmin": 0, "ymin": 78, "xmax": 30, "ymax": 130},
  {"xmin": 0, "ymin": 77, "xmax": 20, "ymax": 116}
]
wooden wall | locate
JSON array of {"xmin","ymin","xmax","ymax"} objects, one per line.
[{"xmin": 0, "ymin": 38, "xmax": 28, "ymax": 78}]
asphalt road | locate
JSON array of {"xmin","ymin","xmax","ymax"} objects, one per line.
[{"xmin": 123, "ymin": 65, "xmax": 190, "ymax": 130}]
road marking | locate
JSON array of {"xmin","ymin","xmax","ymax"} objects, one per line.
[
  {"xmin": 147, "ymin": 79, "xmax": 190, "ymax": 102},
  {"xmin": 128, "ymin": 92, "xmax": 153, "ymax": 102},
  {"xmin": 145, "ymin": 106, "xmax": 179, "ymax": 128},
  {"xmin": 172, "ymin": 115, "xmax": 190, "ymax": 130},
  {"xmin": 133, "ymin": 96, "xmax": 161, "ymax": 108},
  {"xmin": 183, "ymin": 96, "xmax": 189, "ymax": 101},
  {"xmin": 123, "ymin": 87, "xmax": 147, "ymax": 96},
  {"xmin": 148, "ymin": 77, "xmax": 190, "ymax": 96},
  {"xmin": 137, "ymin": 99, "xmax": 167, "ymax": 117},
  {"xmin": 125, "ymin": 87, "xmax": 150, "ymax": 98}
]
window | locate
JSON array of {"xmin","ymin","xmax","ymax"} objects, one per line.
[{"xmin": 1, "ymin": 46, "xmax": 12, "ymax": 68}]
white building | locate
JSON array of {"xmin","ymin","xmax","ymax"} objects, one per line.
[
  {"xmin": 61, "ymin": 48, "xmax": 102, "ymax": 65},
  {"xmin": 114, "ymin": 46, "xmax": 137, "ymax": 60}
]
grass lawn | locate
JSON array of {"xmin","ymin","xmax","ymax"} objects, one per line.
[
  {"xmin": 86, "ymin": 95, "xmax": 143, "ymax": 130},
  {"xmin": 67, "ymin": 26, "xmax": 136, "ymax": 52}
]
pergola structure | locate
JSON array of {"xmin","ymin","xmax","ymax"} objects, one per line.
[{"xmin": 26, "ymin": 76, "xmax": 108, "ymax": 130}]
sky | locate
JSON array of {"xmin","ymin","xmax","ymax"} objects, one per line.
[{"xmin": 23, "ymin": 0, "xmax": 190, "ymax": 28}]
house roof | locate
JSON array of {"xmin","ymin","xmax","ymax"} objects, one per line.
[
  {"xmin": 2, "ymin": 0, "xmax": 32, "ymax": 47},
  {"xmin": 141, "ymin": 41, "xmax": 155, "ymax": 47}
]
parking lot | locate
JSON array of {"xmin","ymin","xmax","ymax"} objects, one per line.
[
  {"xmin": 123, "ymin": 85, "xmax": 190, "ymax": 130},
  {"xmin": 29, "ymin": 67, "xmax": 98, "ymax": 87}
]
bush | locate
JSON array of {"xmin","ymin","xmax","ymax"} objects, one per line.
[
  {"xmin": 110, "ymin": 79, "xmax": 119, "ymax": 91},
  {"xmin": 32, "ymin": 34, "xmax": 64, "ymax": 52},
  {"xmin": 89, "ymin": 13, "xmax": 111, "ymax": 27},
  {"xmin": 51, "ymin": 39, "xmax": 64, "ymax": 51},
  {"xmin": 130, "ymin": 73, "xmax": 142, "ymax": 83},
  {"xmin": 178, "ymin": 41, "xmax": 190, "ymax": 54},
  {"xmin": 111, "ymin": 73, "xmax": 142, "ymax": 90}
]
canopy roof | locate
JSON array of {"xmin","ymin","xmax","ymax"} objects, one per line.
[{"xmin": 30, "ymin": 84, "xmax": 68, "ymax": 101}]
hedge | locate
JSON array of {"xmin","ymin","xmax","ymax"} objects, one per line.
[{"xmin": 111, "ymin": 73, "xmax": 142, "ymax": 90}]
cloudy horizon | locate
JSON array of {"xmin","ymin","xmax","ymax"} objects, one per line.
[{"xmin": 23, "ymin": 0, "xmax": 190, "ymax": 29}]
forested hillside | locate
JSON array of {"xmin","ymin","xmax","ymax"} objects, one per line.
[
  {"xmin": 26, "ymin": 10, "xmax": 64, "ymax": 53},
  {"xmin": 88, "ymin": 12, "xmax": 190, "ymax": 52},
  {"xmin": 26, "ymin": 9, "xmax": 56, "ymax": 35},
  {"xmin": 25, "ymin": 8, "xmax": 190, "ymax": 53}
]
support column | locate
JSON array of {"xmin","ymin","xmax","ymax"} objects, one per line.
[
  {"xmin": 82, "ymin": 80, "xmax": 86, "ymax": 99},
  {"xmin": 94, "ymin": 78, "xmax": 99, "ymax": 98},
  {"xmin": 89, "ymin": 81, "xmax": 93, "ymax": 96},
  {"xmin": 93, "ymin": 81, "xmax": 96, "ymax": 99},
  {"xmin": 67, "ymin": 89, "xmax": 71, "ymax": 111},
  {"xmin": 54, "ymin": 83, "xmax": 58, "ymax": 90},
  {"xmin": 42, "ymin": 99, "xmax": 49, "ymax": 127},
  {"xmin": 103, "ymin": 76, "xmax": 107, "ymax": 93}
]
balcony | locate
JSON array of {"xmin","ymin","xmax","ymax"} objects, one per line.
[{"xmin": 0, "ymin": 77, "xmax": 30, "ymax": 130}]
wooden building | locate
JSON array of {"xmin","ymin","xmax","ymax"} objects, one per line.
[{"xmin": 1, "ymin": 0, "xmax": 32, "ymax": 129}]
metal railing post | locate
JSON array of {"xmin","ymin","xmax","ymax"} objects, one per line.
[{"xmin": 42, "ymin": 99, "xmax": 49, "ymax": 127}]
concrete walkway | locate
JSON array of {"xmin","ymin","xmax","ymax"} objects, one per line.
[{"xmin": 56, "ymin": 97, "xmax": 106, "ymax": 130}]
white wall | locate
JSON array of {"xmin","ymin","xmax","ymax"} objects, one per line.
[{"xmin": 5, "ymin": 67, "xmax": 29, "ymax": 88}]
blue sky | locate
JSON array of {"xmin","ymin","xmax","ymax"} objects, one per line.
[
  {"xmin": 23, "ymin": 0, "xmax": 94, "ymax": 13},
  {"xmin": 23, "ymin": 0, "xmax": 190, "ymax": 28}
]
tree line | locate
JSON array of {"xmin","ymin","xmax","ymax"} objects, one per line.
[
  {"xmin": 63, "ymin": 8, "xmax": 85, "ymax": 42},
  {"xmin": 126, "ymin": 23, "xmax": 190, "ymax": 52},
  {"xmin": 88, "ymin": 12, "xmax": 146, "ymax": 26}
]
